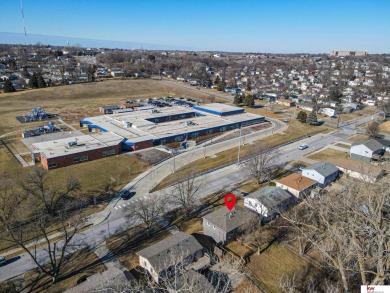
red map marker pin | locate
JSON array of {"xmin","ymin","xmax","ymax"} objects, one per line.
[{"xmin": 224, "ymin": 193, "xmax": 237, "ymax": 211}]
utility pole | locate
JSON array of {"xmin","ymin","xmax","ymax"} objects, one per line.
[
  {"xmin": 237, "ymin": 126, "xmax": 242, "ymax": 164},
  {"xmin": 107, "ymin": 217, "xmax": 110, "ymax": 237}
]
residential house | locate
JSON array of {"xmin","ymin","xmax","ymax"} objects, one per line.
[
  {"xmin": 375, "ymin": 139, "xmax": 390, "ymax": 152},
  {"xmin": 327, "ymin": 158, "xmax": 383, "ymax": 183},
  {"xmin": 301, "ymin": 162, "xmax": 339, "ymax": 187},
  {"xmin": 350, "ymin": 140, "xmax": 384, "ymax": 162},
  {"xmin": 244, "ymin": 186, "xmax": 296, "ymax": 222},
  {"xmin": 202, "ymin": 206, "xmax": 256, "ymax": 244},
  {"xmin": 98, "ymin": 105, "xmax": 120, "ymax": 114},
  {"xmin": 276, "ymin": 173, "xmax": 317, "ymax": 198},
  {"xmin": 111, "ymin": 69, "xmax": 124, "ymax": 77},
  {"xmin": 137, "ymin": 232, "xmax": 206, "ymax": 283},
  {"xmin": 296, "ymin": 102, "xmax": 316, "ymax": 112},
  {"xmin": 320, "ymin": 107, "xmax": 338, "ymax": 117},
  {"xmin": 167, "ymin": 270, "xmax": 214, "ymax": 293},
  {"xmin": 276, "ymin": 99, "xmax": 295, "ymax": 107}
]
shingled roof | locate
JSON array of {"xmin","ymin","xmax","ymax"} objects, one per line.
[
  {"xmin": 136, "ymin": 232, "xmax": 203, "ymax": 274},
  {"xmin": 351, "ymin": 139, "xmax": 384, "ymax": 151},
  {"xmin": 202, "ymin": 206, "xmax": 255, "ymax": 233},
  {"xmin": 303, "ymin": 162, "xmax": 339, "ymax": 177},
  {"xmin": 327, "ymin": 158, "xmax": 383, "ymax": 178},
  {"xmin": 246, "ymin": 186, "xmax": 293, "ymax": 210},
  {"xmin": 276, "ymin": 173, "xmax": 317, "ymax": 191}
]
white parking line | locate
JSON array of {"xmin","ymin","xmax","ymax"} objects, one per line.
[
  {"xmin": 115, "ymin": 207, "xmax": 118, "ymax": 210},
  {"xmin": 122, "ymin": 204, "xmax": 126, "ymax": 208},
  {"xmin": 118, "ymin": 206, "xmax": 122, "ymax": 209}
]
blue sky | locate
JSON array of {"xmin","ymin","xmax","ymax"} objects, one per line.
[{"xmin": 0, "ymin": 0, "xmax": 389, "ymax": 53}]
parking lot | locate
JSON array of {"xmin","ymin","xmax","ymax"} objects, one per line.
[{"xmin": 147, "ymin": 97, "xmax": 198, "ymax": 108}]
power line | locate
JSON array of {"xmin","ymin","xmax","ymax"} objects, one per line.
[{"xmin": 20, "ymin": 0, "xmax": 27, "ymax": 45}]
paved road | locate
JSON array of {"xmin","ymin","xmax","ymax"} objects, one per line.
[{"xmin": 0, "ymin": 112, "xmax": 379, "ymax": 283}]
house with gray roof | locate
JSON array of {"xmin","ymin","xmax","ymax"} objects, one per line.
[
  {"xmin": 350, "ymin": 139, "xmax": 384, "ymax": 162},
  {"xmin": 137, "ymin": 232, "xmax": 205, "ymax": 283},
  {"xmin": 244, "ymin": 186, "xmax": 296, "ymax": 222},
  {"xmin": 302, "ymin": 162, "xmax": 339, "ymax": 187},
  {"xmin": 202, "ymin": 206, "xmax": 256, "ymax": 244}
]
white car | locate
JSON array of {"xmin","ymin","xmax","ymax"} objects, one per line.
[{"xmin": 299, "ymin": 144, "xmax": 309, "ymax": 150}]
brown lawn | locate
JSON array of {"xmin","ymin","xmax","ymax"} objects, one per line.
[
  {"xmin": 0, "ymin": 79, "xmax": 227, "ymax": 136},
  {"xmin": 307, "ymin": 148, "xmax": 349, "ymax": 161}
]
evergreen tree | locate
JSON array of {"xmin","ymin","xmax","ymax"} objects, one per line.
[
  {"xmin": 234, "ymin": 94, "xmax": 242, "ymax": 105},
  {"xmin": 3, "ymin": 79, "xmax": 16, "ymax": 93},
  {"xmin": 214, "ymin": 75, "xmax": 220, "ymax": 84},
  {"xmin": 38, "ymin": 75, "xmax": 47, "ymax": 88},
  {"xmin": 244, "ymin": 94, "xmax": 255, "ymax": 107},
  {"xmin": 246, "ymin": 79, "xmax": 252, "ymax": 91},
  {"xmin": 306, "ymin": 109, "xmax": 318, "ymax": 125},
  {"xmin": 22, "ymin": 67, "xmax": 31, "ymax": 78},
  {"xmin": 296, "ymin": 111, "xmax": 307, "ymax": 123},
  {"xmin": 28, "ymin": 73, "xmax": 39, "ymax": 88}
]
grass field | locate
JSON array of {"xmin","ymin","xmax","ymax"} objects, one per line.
[
  {"xmin": 307, "ymin": 148, "xmax": 349, "ymax": 161},
  {"xmin": 347, "ymin": 134, "xmax": 369, "ymax": 142},
  {"xmin": 153, "ymin": 119, "xmax": 331, "ymax": 190},
  {"xmin": 379, "ymin": 121, "xmax": 390, "ymax": 134},
  {"xmin": 247, "ymin": 245, "xmax": 320, "ymax": 293},
  {"xmin": 0, "ymin": 79, "xmax": 227, "ymax": 136},
  {"xmin": 334, "ymin": 143, "xmax": 351, "ymax": 149}
]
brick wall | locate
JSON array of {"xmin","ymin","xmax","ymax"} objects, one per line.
[{"xmin": 41, "ymin": 144, "xmax": 122, "ymax": 170}]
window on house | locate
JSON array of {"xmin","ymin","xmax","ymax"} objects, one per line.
[
  {"xmin": 80, "ymin": 155, "xmax": 88, "ymax": 161},
  {"xmin": 220, "ymin": 126, "xmax": 227, "ymax": 132},
  {"xmin": 109, "ymin": 149, "xmax": 115, "ymax": 155},
  {"xmin": 48, "ymin": 162, "xmax": 57, "ymax": 168},
  {"xmin": 206, "ymin": 129, "xmax": 213, "ymax": 135},
  {"xmin": 73, "ymin": 157, "xmax": 80, "ymax": 162},
  {"xmin": 191, "ymin": 132, "xmax": 199, "ymax": 138},
  {"xmin": 175, "ymin": 136, "xmax": 184, "ymax": 142}
]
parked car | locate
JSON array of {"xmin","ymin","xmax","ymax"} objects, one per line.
[
  {"xmin": 299, "ymin": 144, "xmax": 309, "ymax": 150},
  {"xmin": 120, "ymin": 190, "xmax": 134, "ymax": 200},
  {"xmin": 0, "ymin": 256, "xmax": 6, "ymax": 267}
]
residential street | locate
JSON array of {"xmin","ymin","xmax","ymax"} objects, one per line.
[{"xmin": 0, "ymin": 112, "xmax": 380, "ymax": 283}]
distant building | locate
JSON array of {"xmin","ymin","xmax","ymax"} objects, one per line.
[
  {"xmin": 330, "ymin": 50, "xmax": 368, "ymax": 57},
  {"xmin": 30, "ymin": 132, "xmax": 124, "ymax": 170}
]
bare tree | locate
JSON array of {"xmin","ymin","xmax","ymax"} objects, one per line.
[
  {"xmin": 0, "ymin": 186, "xmax": 85, "ymax": 284},
  {"xmin": 21, "ymin": 167, "xmax": 81, "ymax": 216},
  {"xmin": 366, "ymin": 121, "xmax": 380, "ymax": 138},
  {"xmin": 125, "ymin": 196, "xmax": 167, "ymax": 236},
  {"xmin": 169, "ymin": 172, "xmax": 204, "ymax": 219},
  {"xmin": 245, "ymin": 144, "xmax": 281, "ymax": 185},
  {"xmin": 280, "ymin": 177, "xmax": 390, "ymax": 291}
]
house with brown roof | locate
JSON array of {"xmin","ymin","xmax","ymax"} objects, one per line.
[
  {"xmin": 327, "ymin": 158, "xmax": 384, "ymax": 183},
  {"xmin": 276, "ymin": 173, "xmax": 317, "ymax": 198}
]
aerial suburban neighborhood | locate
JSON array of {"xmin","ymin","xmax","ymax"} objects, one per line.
[{"xmin": 0, "ymin": 1, "xmax": 389, "ymax": 293}]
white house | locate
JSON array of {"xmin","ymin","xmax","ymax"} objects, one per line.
[
  {"xmin": 244, "ymin": 186, "xmax": 295, "ymax": 222},
  {"xmin": 320, "ymin": 107, "xmax": 338, "ymax": 117},
  {"xmin": 350, "ymin": 140, "xmax": 384, "ymax": 163},
  {"xmin": 302, "ymin": 162, "xmax": 339, "ymax": 187},
  {"xmin": 327, "ymin": 158, "xmax": 383, "ymax": 183}
]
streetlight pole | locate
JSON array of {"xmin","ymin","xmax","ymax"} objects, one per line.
[
  {"xmin": 107, "ymin": 217, "xmax": 110, "ymax": 237},
  {"xmin": 237, "ymin": 126, "xmax": 242, "ymax": 164}
]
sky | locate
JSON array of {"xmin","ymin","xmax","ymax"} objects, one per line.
[{"xmin": 0, "ymin": 0, "xmax": 389, "ymax": 53}]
